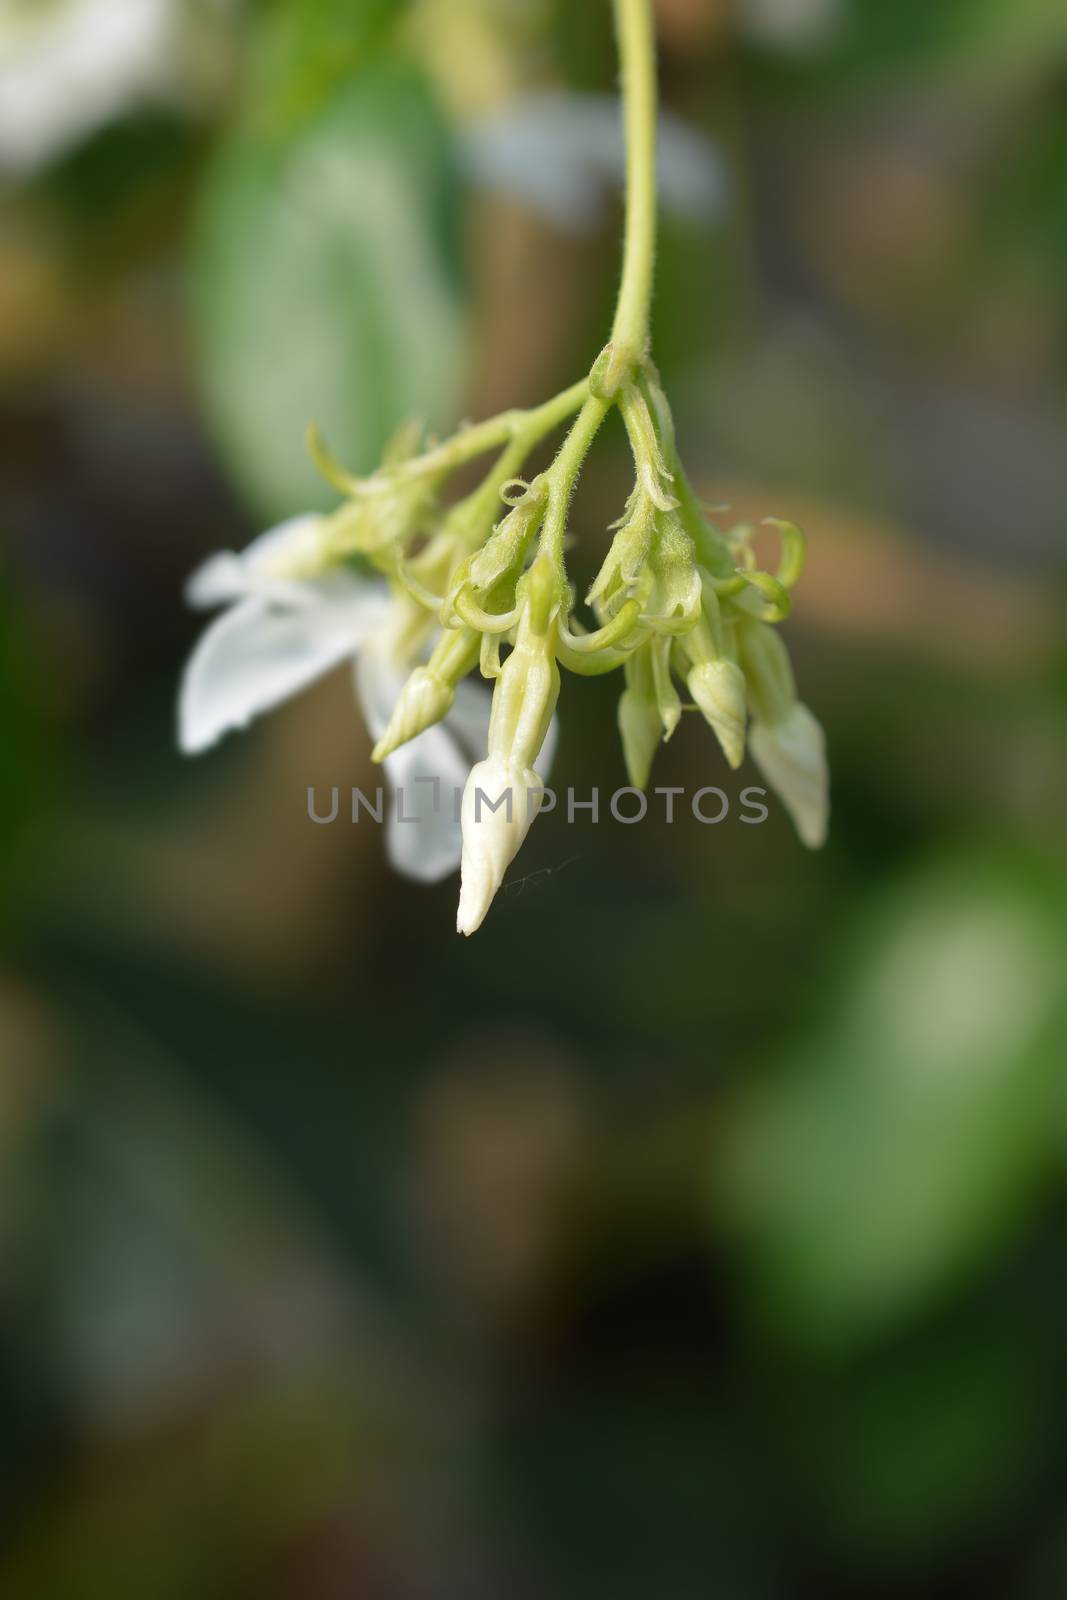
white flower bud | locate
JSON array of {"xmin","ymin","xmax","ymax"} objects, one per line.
[
  {"xmin": 457, "ymin": 757, "xmax": 543, "ymax": 935},
  {"xmin": 456, "ymin": 557, "xmax": 561, "ymax": 935},
  {"xmin": 750, "ymin": 702, "xmax": 829, "ymax": 849},
  {"xmin": 688, "ymin": 658, "xmax": 747, "ymax": 770}
]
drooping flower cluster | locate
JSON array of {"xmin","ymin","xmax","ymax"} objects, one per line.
[{"xmin": 180, "ymin": 360, "xmax": 828, "ymax": 931}]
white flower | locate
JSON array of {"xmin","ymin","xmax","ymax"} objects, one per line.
[
  {"xmin": 750, "ymin": 702, "xmax": 829, "ymax": 849},
  {"xmin": 0, "ymin": 0, "xmax": 233, "ymax": 179},
  {"xmin": 0, "ymin": 0, "xmax": 171, "ymax": 178},
  {"xmin": 178, "ymin": 515, "xmax": 496, "ymax": 884}
]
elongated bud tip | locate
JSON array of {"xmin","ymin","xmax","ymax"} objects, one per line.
[
  {"xmin": 372, "ymin": 668, "xmax": 454, "ymax": 762},
  {"xmin": 688, "ymin": 660, "xmax": 747, "ymax": 770},
  {"xmin": 660, "ymin": 696, "xmax": 682, "ymax": 742},
  {"xmin": 457, "ymin": 758, "xmax": 541, "ymax": 935},
  {"xmin": 750, "ymin": 702, "xmax": 829, "ymax": 849},
  {"xmin": 618, "ymin": 688, "xmax": 662, "ymax": 790}
]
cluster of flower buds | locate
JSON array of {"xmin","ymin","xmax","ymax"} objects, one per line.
[
  {"xmin": 329, "ymin": 360, "xmax": 826, "ymax": 930},
  {"xmin": 177, "ymin": 0, "xmax": 828, "ymax": 935},
  {"xmin": 181, "ymin": 354, "xmax": 827, "ymax": 933}
]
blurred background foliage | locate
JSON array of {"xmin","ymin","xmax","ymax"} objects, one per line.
[{"xmin": 1, "ymin": 0, "xmax": 1067, "ymax": 1595}]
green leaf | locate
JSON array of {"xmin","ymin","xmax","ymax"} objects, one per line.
[
  {"xmin": 769, "ymin": 1267, "xmax": 1066, "ymax": 1563},
  {"xmin": 246, "ymin": 0, "xmax": 408, "ymax": 133},
  {"xmin": 716, "ymin": 850, "xmax": 1067, "ymax": 1350},
  {"xmin": 191, "ymin": 63, "xmax": 467, "ymax": 524}
]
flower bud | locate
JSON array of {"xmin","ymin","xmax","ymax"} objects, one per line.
[
  {"xmin": 618, "ymin": 695, "xmax": 660, "ymax": 791},
  {"xmin": 738, "ymin": 620, "xmax": 795, "ymax": 726},
  {"xmin": 587, "ymin": 487, "xmax": 652, "ymax": 612},
  {"xmin": 650, "ymin": 636, "xmax": 681, "ymax": 741},
  {"xmin": 372, "ymin": 628, "xmax": 480, "ymax": 761},
  {"xmin": 456, "ymin": 556, "xmax": 562, "ymax": 933},
  {"xmin": 641, "ymin": 511, "xmax": 701, "ymax": 633},
  {"xmin": 457, "ymin": 757, "xmax": 543, "ymax": 935},
  {"xmin": 688, "ymin": 658, "xmax": 747, "ymax": 770},
  {"xmin": 750, "ymin": 702, "xmax": 829, "ymax": 849},
  {"xmin": 372, "ymin": 667, "xmax": 456, "ymax": 762}
]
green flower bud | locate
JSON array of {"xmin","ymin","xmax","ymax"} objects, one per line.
[
  {"xmin": 618, "ymin": 644, "xmax": 661, "ymax": 789},
  {"xmin": 737, "ymin": 619, "xmax": 796, "ymax": 726},
  {"xmin": 751, "ymin": 703, "xmax": 829, "ymax": 850},
  {"xmin": 587, "ymin": 486, "xmax": 653, "ymax": 613},
  {"xmin": 372, "ymin": 629, "xmax": 480, "ymax": 762},
  {"xmin": 651, "ymin": 635, "xmax": 682, "ymax": 740},
  {"xmin": 640, "ymin": 511, "xmax": 701, "ymax": 633},
  {"xmin": 324, "ymin": 474, "xmax": 439, "ymax": 561},
  {"xmin": 688, "ymin": 658, "xmax": 747, "ymax": 770}
]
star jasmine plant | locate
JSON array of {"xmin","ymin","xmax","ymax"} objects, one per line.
[{"xmin": 179, "ymin": 0, "xmax": 829, "ymax": 933}]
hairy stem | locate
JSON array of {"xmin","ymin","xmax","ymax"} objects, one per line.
[
  {"xmin": 540, "ymin": 395, "xmax": 613, "ymax": 564},
  {"xmin": 383, "ymin": 379, "xmax": 590, "ymax": 488},
  {"xmin": 610, "ymin": 0, "xmax": 659, "ymax": 362},
  {"xmin": 537, "ymin": 0, "xmax": 660, "ymax": 568}
]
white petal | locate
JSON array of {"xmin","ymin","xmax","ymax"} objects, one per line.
[
  {"xmin": 179, "ymin": 590, "xmax": 380, "ymax": 755},
  {"xmin": 184, "ymin": 514, "xmax": 335, "ymax": 610},
  {"xmin": 383, "ymin": 724, "xmax": 471, "ymax": 884},
  {"xmin": 442, "ymin": 676, "xmax": 493, "ymax": 762},
  {"xmin": 357, "ymin": 641, "xmax": 474, "ymax": 884},
  {"xmin": 0, "ymin": 0, "xmax": 178, "ymax": 179},
  {"xmin": 243, "ymin": 514, "xmax": 330, "ymax": 584},
  {"xmin": 354, "ymin": 637, "xmax": 405, "ymax": 743},
  {"xmin": 185, "ymin": 551, "xmax": 248, "ymax": 610},
  {"xmin": 536, "ymin": 712, "xmax": 559, "ymax": 779},
  {"xmin": 750, "ymin": 702, "xmax": 829, "ymax": 849}
]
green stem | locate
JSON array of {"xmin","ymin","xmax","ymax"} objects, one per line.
[
  {"xmin": 540, "ymin": 395, "xmax": 612, "ymax": 563},
  {"xmin": 610, "ymin": 0, "xmax": 659, "ymax": 361},
  {"xmin": 536, "ymin": 0, "xmax": 660, "ymax": 575},
  {"xmin": 452, "ymin": 380, "xmax": 595, "ymax": 553},
  {"xmin": 387, "ymin": 379, "xmax": 589, "ymax": 487}
]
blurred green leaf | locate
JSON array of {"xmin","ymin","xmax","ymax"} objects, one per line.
[
  {"xmin": 246, "ymin": 0, "xmax": 408, "ymax": 133},
  {"xmin": 191, "ymin": 61, "xmax": 467, "ymax": 523},
  {"xmin": 766, "ymin": 1260, "xmax": 1066, "ymax": 1564},
  {"xmin": 717, "ymin": 850, "xmax": 1067, "ymax": 1350}
]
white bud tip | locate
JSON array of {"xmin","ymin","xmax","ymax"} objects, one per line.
[{"xmin": 456, "ymin": 758, "xmax": 541, "ymax": 934}]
